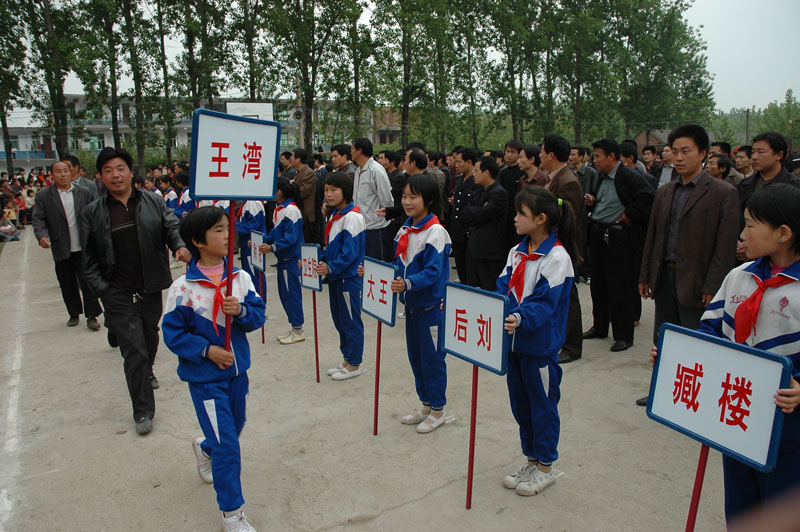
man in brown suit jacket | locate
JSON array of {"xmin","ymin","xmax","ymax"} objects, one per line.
[
  {"xmin": 637, "ymin": 125, "xmax": 739, "ymax": 405},
  {"xmin": 540, "ymin": 135, "xmax": 585, "ymax": 364},
  {"xmin": 291, "ymin": 148, "xmax": 318, "ymax": 244}
]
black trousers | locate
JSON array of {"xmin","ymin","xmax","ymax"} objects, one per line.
[
  {"xmin": 652, "ymin": 265, "xmax": 705, "ymax": 345},
  {"xmin": 54, "ymin": 251, "xmax": 102, "ymax": 319},
  {"xmin": 632, "ymin": 248, "xmax": 643, "ymax": 322},
  {"xmin": 465, "ymin": 255, "xmax": 505, "ymax": 290},
  {"xmin": 561, "ymin": 282, "xmax": 583, "ymax": 357},
  {"xmin": 452, "ymin": 240, "xmax": 467, "ymax": 283},
  {"xmin": 364, "ymin": 227, "xmax": 387, "ymax": 261},
  {"xmin": 101, "ymin": 287, "xmax": 161, "ymax": 421},
  {"xmin": 303, "ymin": 217, "xmax": 320, "ymax": 247},
  {"xmin": 588, "ymin": 223, "xmax": 634, "ymax": 342}
]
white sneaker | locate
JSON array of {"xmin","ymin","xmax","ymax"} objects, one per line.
[
  {"xmin": 397, "ymin": 311, "xmax": 406, "ymax": 319},
  {"xmin": 221, "ymin": 510, "xmax": 256, "ymax": 532},
  {"xmin": 193, "ymin": 437, "xmax": 213, "ymax": 484},
  {"xmin": 401, "ymin": 410, "xmax": 429, "ymax": 425},
  {"xmin": 503, "ymin": 463, "xmax": 535, "ymax": 489},
  {"xmin": 276, "ymin": 330, "xmax": 293, "ymax": 342},
  {"xmin": 278, "ymin": 329, "xmax": 305, "ymax": 344},
  {"xmin": 331, "ymin": 366, "xmax": 361, "ymax": 380},
  {"xmin": 416, "ymin": 412, "xmax": 446, "ymax": 433},
  {"xmin": 327, "ymin": 363, "xmax": 345, "ymax": 376},
  {"xmin": 516, "ymin": 467, "xmax": 558, "ymax": 496}
]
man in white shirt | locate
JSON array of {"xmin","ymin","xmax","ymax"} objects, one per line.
[
  {"xmin": 32, "ymin": 161, "xmax": 102, "ymax": 329},
  {"xmin": 351, "ymin": 137, "xmax": 393, "ymax": 260}
]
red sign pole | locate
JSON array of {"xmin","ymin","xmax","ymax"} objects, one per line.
[
  {"xmin": 466, "ymin": 364, "xmax": 479, "ymax": 509},
  {"xmin": 373, "ymin": 321, "xmax": 383, "ymax": 436},
  {"xmin": 685, "ymin": 444, "xmax": 710, "ymax": 532},
  {"xmin": 312, "ymin": 291, "xmax": 320, "ymax": 383},
  {"xmin": 259, "ymin": 274, "xmax": 265, "ymax": 344},
  {"xmin": 224, "ymin": 202, "xmax": 236, "ymax": 351}
]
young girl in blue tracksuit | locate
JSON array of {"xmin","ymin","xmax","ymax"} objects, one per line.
[
  {"xmin": 236, "ymin": 200, "xmax": 267, "ymax": 290},
  {"xmin": 162, "ymin": 206, "xmax": 265, "ymax": 532},
  {"xmin": 317, "ymin": 171, "xmax": 365, "ymax": 381},
  {"xmin": 496, "ymin": 186, "xmax": 577, "ymax": 498},
  {"xmin": 653, "ymin": 184, "xmax": 800, "ymax": 521},
  {"xmin": 260, "ymin": 178, "xmax": 305, "ymax": 344},
  {"xmin": 391, "ymin": 175, "xmax": 452, "ymax": 434}
]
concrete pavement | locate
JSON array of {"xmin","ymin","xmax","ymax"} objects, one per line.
[{"xmin": 0, "ymin": 229, "xmax": 725, "ymax": 531}]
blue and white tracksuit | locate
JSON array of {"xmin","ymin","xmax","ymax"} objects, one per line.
[
  {"xmin": 394, "ymin": 214, "xmax": 452, "ymax": 410},
  {"xmin": 197, "ymin": 200, "xmax": 230, "ymax": 212},
  {"xmin": 266, "ymin": 200, "xmax": 304, "ymax": 328},
  {"xmin": 698, "ymin": 257, "xmax": 800, "ymax": 520},
  {"xmin": 496, "ymin": 232, "xmax": 573, "ymax": 465},
  {"xmin": 161, "ymin": 187, "xmax": 178, "ymax": 211},
  {"xmin": 162, "ymin": 259, "xmax": 266, "ymax": 513},
  {"xmin": 173, "ymin": 188, "xmax": 195, "ymax": 219},
  {"xmin": 322, "ymin": 203, "xmax": 365, "ymax": 365},
  {"xmin": 236, "ymin": 201, "xmax": 267, "ymax": 291}
]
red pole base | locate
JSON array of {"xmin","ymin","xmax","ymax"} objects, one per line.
[
  {"xmin": 466, "ymin": 365, "xmax": 479, "ymax": 509},
  {"xmin": 685, "ymin": 444, "xmax": 710, "ymax": 532},
  {"xmin": 373, "ymin": 321, "xmax": 383, "ymax": 436},
  {"xmin": 312, "ymin": 291, "xmax": 320, "ymax": 383}
]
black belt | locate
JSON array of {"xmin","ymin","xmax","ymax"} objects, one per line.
[{"xmin": 590, "ymin": 221, "xmax": 623, "ymax": 230}]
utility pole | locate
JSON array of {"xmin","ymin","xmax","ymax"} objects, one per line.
[{"xmin": 745, "ymin": 108, "xmax": 750, "ymax": 142}]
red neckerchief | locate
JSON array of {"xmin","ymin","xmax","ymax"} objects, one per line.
[
  {"xmin": 193, "ymin": 270, "xmax": 238, "ymax": 336},
  {"xmin": 273, "ymin": 201, "xmax": 297, "ymax": 225},
  {"xmin": 508, "ymin": 239, "xmax": 562, "ymax": 300},
  {"xmin": 395, "ymin": 215, "xmax": 440, "ymax": 260},
  {"xmin": 325, "ymin": 205, "xmax": 361, "ymax": 245},
  {"xmin": 734, "ymin": 274, "xmax": 795, "ymax": 343}
]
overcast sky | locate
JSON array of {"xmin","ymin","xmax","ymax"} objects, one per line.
[
  {"xmin": 60, "ymin": 0, "xmax": 800, "ymax": 113},
  {"xmin": 684, "ymin": 0, "xmax": 799, "ymax": 111}
]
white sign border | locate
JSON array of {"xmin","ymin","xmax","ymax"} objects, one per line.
[
  {"xmin": 300, "ymin": 243, "xmax": 322, "ymax": 292},
  {"xmin": 361, "ymin": 256, "xmax": 398, "ymax": 327},
  {"xmin": 250, "ymin": 231, "xmax": 265, "ymax": 272}
]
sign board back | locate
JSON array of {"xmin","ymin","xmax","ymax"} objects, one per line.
[
  {"xmin": 190, "ymin": 109, "xmax": 280, "ymax": 201},
  {"xmin": 361, "ymin": 257, "xmax": 398, "ymax": 326},
  {"xmin": 250, "ymin": 231, "xmax": 265, "ymax": 272},
  {"xmin": 300, "ymin": 244, "xmax": 322, "ymax": 291},
  {"xmin": 648, "ymin": 324, "xmax": 791, "ymax": 472},
  {"xmin": 442, "ymin": 283, "xmax": 509, "ymax": 375}
]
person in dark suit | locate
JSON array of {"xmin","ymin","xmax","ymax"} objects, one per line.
[
  {"xmin": 32, "ymin": 160, "xmax": 102, "ymax": 329},
  {"xmin": 637, "ymin": 124, "xmax": 739, "ymax": 406},
  {"xmin": 461, "ymin": 155, "xmax": 507, "ymax": 289},
  {"xmin": 449, "ymin": 147, "xmax": 481, "ymax": 283},
  {"xmin": 583, "ymin": 138, "xmax": 654, "ymax": 352},
  {"xmin": 61, "ymin": 154, "xmax": 99, "ymax": 199}
]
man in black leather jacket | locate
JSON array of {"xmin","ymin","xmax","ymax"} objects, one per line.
[{"xmin": 81, "ymin": 147, "xmax": 190, "ymax": 435}]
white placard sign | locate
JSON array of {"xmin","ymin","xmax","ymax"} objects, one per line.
[
  {"xmin": 361, "ymin": 257, "xmax": 398, "ymax": 326},
  {"xmin": 250, "ymin": 231, "xmax": 265, "ymax": 272},
  {"xmin": 443, "ymin": 283, "xmax": 509, "ymax": 375},
  {"xmin": 300, "ymin": 244, "xmax": 322, "ymax": 291},
  {"xmin": 190, "ymin": 109, "xmax": 280, "ymax": 200},
  {"xmin": 648, "ymin": 324, "xmax": 791, "ymax": 472}
]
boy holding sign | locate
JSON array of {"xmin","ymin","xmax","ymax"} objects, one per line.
[
  {"xmin": 390, "ymin": 175, "xmax": 453, "ymax": 433},
  {"xmin": 653, "ymin": 184, "xmax": 800, "ymax": 520},
  {"xmin": 496, "ymin": 187, "xmax": 578, "ymax": 496}
]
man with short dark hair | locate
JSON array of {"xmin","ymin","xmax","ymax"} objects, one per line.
[
  {"xmin": 61, "ymin": 154, "xmax": 98, "ymax": 198},
  {"xmin": 449, "ymin": 147, "xmax": 481, "ymax": 283},
  {"xmin": 425, "ymin": 150, "xmax": 446, "ymax": 219},
  {"xmin": 375, "ymin": 150, "xmax": 407, "ymax": 248},
  {"xmin": 656, "ymin": 145, "xmax": 679, "ymax": 187},
  {"xmin": 498, "ymin": 139, "xmax": 524, "ymax": 249},
  {"xmin": 352, "ymin": 137, "xmax": 393, "ymax": 259},
  {"xmin": 710, "ymin": 141, "xmax": 745, "ymax": 183},
  {"xmin": 620, "ymin": 142, "xmax": 657, "ymax": 188},
  {"xmin": 638, "ymin": 125, "xmax": 738, "ymax": 406},
  {"xmin": 289, "ymin": 148, "xmax": 318, "ymax": 245},
  {"xmin": 570, "ymin": 145, "xmax": 598, "ymax": 283},
  {"xmin": 583, "ymin": 138, "xmax": 654, "ymax": 352},
  {"xmin": 642, "ymin": 145, "xmax": 658, "ymax": 172},
  {"xmin": 279, "ymin": 151, "xmax": 296, "ymax": 180},
  {"xmin": 707, "ymin": 154, "xmax": 742, "ymax": 185},
  {"xmin": 734, "ymin": 145, "xmax": 754, "ymax": 178},
  {"xmin": 32, "ymin": 160, "xmax": 103, "ymax": 331},
  {"xmin": 81, "ymin": 147, "xmax": 190, "ymax": 435},
  {"xmin": 460, "ymin": 155, "xmax": 507, "ymax": 289},
  {"xmin": 331, "ymin": 144, "xmax": 357, "ymax": 181},
  {"xmin": 313, "ymin": 153, "xmax": 328, "ymax": 180}
]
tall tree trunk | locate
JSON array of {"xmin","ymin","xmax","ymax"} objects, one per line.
[
  {"xmin": 1, "ymin": 108, "xmax": 14, "ymax": 178},
  {"xmin": 544, "ymin": 48, "xmax": 554, "ymax": 135},
  {"xmin": 121, "ymin": 0, "xmax": 146, "ymax": 177},
  {"xmin": 37, "ymin": 0, "xmax": 69, "ymax": 158},
  {"xmin": 103, "ymin": 10, "xmax": 121, "ymax": 150},
  {"xmin": 242, "ymin": 0, "xmax": 258, "ymax": 100},
  {"xmin": 185, "ymin": 27, "xmax": 200, "ymax": 109},
  {"xmin": 199, "ymin": 0, "xmax": 214, "ymax": 108},
  {"xmin": 466, "ymin": 39, "xmax": 477, "ymax": 148},
  {"xmin": 351, "ymin": 19, "xmax": 361, "ymax": 137},
  {"xmin": 400, "ymin": 20, "xmax": 411, "ymax": 148},
  {"xmin": 156, "ymin": 0, "xmax": 174, "ymax": 163}
]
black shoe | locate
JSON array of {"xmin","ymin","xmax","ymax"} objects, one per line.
[
  {"xmin": 610, "ymin": 340, "xmax": 633, "ymax": 352},
  {"xmin": 150, "ymin": 375, "xmax": 160, "ymax": 390},
  {"xmin": 67, "ymin": 317, "xmax": 79, "ymax": 327},
  {"xmin": 558, "ymin": 353, "xmax": 581, "ymax": 364},
  {"xmin": 635, "ymin": 395, "xmax": 649, "ymax": 407},
  {"xmin": 135, "ymin": 417, "xmax": 153, "ymax": 435},
  {"xmin": 86, "ymin": 316, "xmax": 101, "ymax": 331},
  {"xmin": 582, "ymin": 327, "xmax": 607, "ymax": 339},
  {"xmin": 107, "ymin": 330, "xmax": 118, "ymax": 348}
]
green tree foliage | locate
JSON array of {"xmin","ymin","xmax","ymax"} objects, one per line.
[{"xmin": 0, "ymin": 0, "xmax": 26, "ymax": 177}]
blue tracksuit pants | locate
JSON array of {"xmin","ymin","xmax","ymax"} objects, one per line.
[
  {"xmin": 507, "ymin": 351, "xmax": 561, "ymax": 464},
  {"xmin": 405, "ymin": 305, "xmax": 447, "ymax": 409},
  {"xmin": 276, "ymin": 259, "xmax": 303, "ymax": 328},
  {"xmin": 327, "ymin": 276, "xmax": 364, "ymax": 365},
  {"xmin": 722, "ymin": 408, "xmax": 800, "ymax": 520},
  {"xmin": 189, "ymin": 373, "xmax": 249, "ymax": 512}
]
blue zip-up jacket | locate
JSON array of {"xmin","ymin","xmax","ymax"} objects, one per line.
[
  {"xmin": 173, "ymin": 188, "xmax": 195, "ymax": 219},
  {"xmin": 496, "ymin": 232, "xmax": 574, "ymax": 357},
  {"xmin": 162, "ymin": 258, "xmax": 266, "ymax": 383},
  {"xmin": 393, "ymin": 214, "xmax": 452, "ymax": 310},
  {"xmin": 265, "ymin": 199, "xmax": 303, "ymax": 261},
  {"xmin": 235, "ymin": 201, "xmax": 266, "ymax": 246},
  {"xmin": 161, "ymin": 187, "xmax": 178, "ymax": 211},
  {"xmin": 699, "ymin": 256, "xmax": 800, "ymax": 379},
  {"xmin": 321, "ymin": 202, "xmax": 365, "ymax": 280}
]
